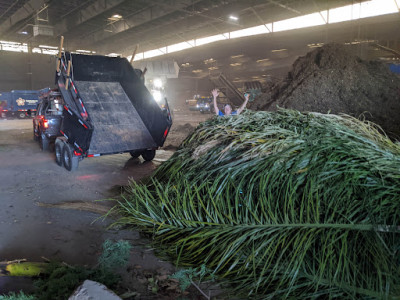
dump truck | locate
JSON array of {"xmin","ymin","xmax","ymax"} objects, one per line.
[{"xmin": 53, "ymin": 52, "xmax": 172, "ymax": 171}]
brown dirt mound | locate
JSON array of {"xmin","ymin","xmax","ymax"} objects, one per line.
[
  {"xmin": 162, "ymin": 123, "xmax": 196, "ymax": 150},
  {"xmin": 250, "ymin": 43, "xmax": 400, "ymax": 139}
]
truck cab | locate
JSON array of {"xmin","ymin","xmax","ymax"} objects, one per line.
[{"xmin": 33, "ymin": 90, "xmax": 64, "ymax": 150}]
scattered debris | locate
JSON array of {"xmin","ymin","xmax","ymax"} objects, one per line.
[
  {"xmin": 68, "ymin": 280, "xmax": 121, "ymax": 300},
  {"xmin": 35, "ymin": 201, "xmax": 112, "ymax": 215},
  {"xmin": 0, "ymin": 260, "xmax": 46, "ymax": 277}
]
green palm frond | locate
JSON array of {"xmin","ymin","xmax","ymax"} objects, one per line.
[{"xmin": 112, "ymin": 109, "xmax": 400, "ymax": 299}]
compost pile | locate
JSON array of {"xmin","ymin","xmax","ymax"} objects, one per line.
[
  {"xmin": 112, "ymin": 110, "xmax": 400, "ymax": 299},
  {"xmin": 162, "ymin": 123, "xmax": 196, "ymax": 150},
  {"xmin": 250, "ymin": 43, "xmax": 400, "ymax": 139}
]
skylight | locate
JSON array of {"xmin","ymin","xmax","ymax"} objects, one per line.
[
  {"xmin": 144, "ymin": 48, "xmax": 167, "ymax": 59},
  {"xmin": 230, "ymin": 25, "xmax": 270, "ymax": 38},
  {"xmin": 167, "ymin": 41, "xmax": 194, "ymax": 53},
  {"xmin": 274, "ymin": 12, "xmax": 326, "ymax": 32},
  {"xmin": 127, "ymin": 0, "xmax": 398, "ymax": 61},
  {"xmin": 196, "ymin": 34, "xmax": 227, "ymax": 46}
]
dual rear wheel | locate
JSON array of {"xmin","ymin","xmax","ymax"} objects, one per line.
[
  {"xmin": 130, "ymin": 149, "xmax": 156, "ymax": 161},
  {"xmin": 55, "ymin": 141, "xmax": 79, "ymax": 171},
  {"xmin": 55, "ymin": 143, "xmax": 156, "ymax": 171}
]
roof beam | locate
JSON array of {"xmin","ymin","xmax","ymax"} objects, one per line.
[
  {"xmin": 250, "ymin": 7, "xmax": 271, "ymax": 32},
  {"xmin": 54, "ymin": 0, "xmax": 126, "ymax": 37},
  {"xmin": 76, "ymin": 0, "xmax": 205, "ymax": 49},
  {"xmin": 146, "ymin": 0, "xmax": 243, "ymax": 28},
  {"xmin": 0, "ymin": 0, "xmax": 45, "ymax": 35},
  {"xmin": 371, "ymin": 43, "xmax": 400, "ymax": 58},
  {"xmin": 268, "ymin": 0, "xmax": 301, "ymax": 15}
]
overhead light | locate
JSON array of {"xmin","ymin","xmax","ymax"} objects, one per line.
[
  {"xmin": 344, "ymin": 40, "xmax": 376, "ymax": 45},
  {"xmin": 229, "ymin": 15, "xmax": 239, "ymax": 21},
  {"xmin": 108, "ymin": 14, "xmax": 122, "ymax": 21},
  {"xmin": 204, "ymin": 58, "xmax": 215, "ymax": 64},
  {"xmin": 307, "ymin": 43, "xmax": 324, "ymax": 48},
  {"xmin": 208, "ymin": 66, "xmax": 218, "ymax": 70},
  {"xmin": 256, "ymin": 58, "xmax": 270, "ymax": 63},
  {"xmin": 19, "ymin": 31, "xmax": 28, "ymax": 35},
  {"xmin": 271, "ymin": 49, "xmax": 287, "ymax": 52},
  {"xmin": 231, "ymin": 54, "xmax": 244, "ymax": 59},
  {"xmin": 230, "ymin": 63, "xmax": 242, "ymax": 67},
  {"xmin": 192, "ymin": 69, "xmax": 203, "ymax": 73},
  {"xmin": 106, "ymin": 53, "xmax": 121, "ymax": 57},
  {"xmin": 76, "ymin": 49, "xmax": 91, "ymax": 53}
]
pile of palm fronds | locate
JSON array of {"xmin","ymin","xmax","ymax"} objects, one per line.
[{"xmin": 112, "ymin": 109, "xmax": 400, "ymax": 299}]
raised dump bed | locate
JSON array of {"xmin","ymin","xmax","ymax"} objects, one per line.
[{"xmin": 54, "ymin": 52, "xmax": 172, "ymax": 171}]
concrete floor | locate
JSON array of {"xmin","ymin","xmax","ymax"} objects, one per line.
[{"xmin": 0, "ymin": 109, "xmax": 211, "ymax": 294}]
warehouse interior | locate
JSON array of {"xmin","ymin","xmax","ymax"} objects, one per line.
[
  {"xmin": 0, "ymin": 0, "xmax": 399, "ymax": 298},
  {"xmin": 0, "ymin": 0, "xmax": 399, "ymax": 95}
]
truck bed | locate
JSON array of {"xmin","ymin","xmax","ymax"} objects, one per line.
[{"xmin": 74, "ymin": 81, "xmax": 156, "ymax": 154}]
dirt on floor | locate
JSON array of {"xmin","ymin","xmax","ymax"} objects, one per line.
[
  {"xmin": 163, "ymin": 123, "xmax": 197, "ymax": 150},
  {"xmin": 250, "ymin": 43, "xmax": 400, "ymax": 140},
  {"xmin": 0, "ymin": 108, "xmax": 213, "ymax": 298}
]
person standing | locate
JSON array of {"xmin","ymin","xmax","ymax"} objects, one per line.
[{"xmin": 211, "ymin": 89, "xmax": 249, "ymax": 116}]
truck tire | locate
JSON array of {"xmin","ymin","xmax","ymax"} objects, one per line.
[
  {"xmin": 62, "ymin": 144, "xmax": 79, "ymax": 171},
  {"xmin": 40, "ymin": 133, "xmax": 49, "ymax": 151},
  {"xmin": 55, "ymin": 142, "xmax": 63, "ymax": 166},
  {"xmin": 141, "ymin": 149, "xmax": 156, "ymax": 161},
  {"xmin": 129, "ymin": 150, "xmax": 141, "ymax": 158}
]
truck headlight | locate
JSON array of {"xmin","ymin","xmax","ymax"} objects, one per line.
[
  {"xmin": 153, "ymin": 78, "xmax": 163, "ymax": 89},
  {"xmin": 152, "ymin": 90, "xmax": 163, "ymax": 103}
]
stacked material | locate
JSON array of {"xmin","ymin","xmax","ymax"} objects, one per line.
[
  {"xmin": 250, "ymin": 43, "xmax": 400, "ymax": 140},
  {"xmin": 113, "ymin": 110, "xmax": 400, "ymax": 299}
]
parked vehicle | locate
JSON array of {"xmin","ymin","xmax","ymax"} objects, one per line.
[
  {"xmin": 0, "ymin": 89, "xmax": 52, "ymax": 118},
  {"xmin": 186, "ymin": 95, "xmax": 213, "ymax": 112},
  {"xmin": 33, "ymin": 90, "xmax": 64, "ymax": 151},
  {"xmin": 0, "ymin": 92, "xmax": 10, "ymax": 118},
  {"xmin": 186, "ymin": 98, "xmax": 199, "ymax": 111},
  {"xmin": 1, "ymin": 90, "xmax": 40, "ymax": 118},
  {"xmin": 52, "ymin": 52, "xmax": 172, "ymax": 171},
  {"xmin": 196, "ymin": 96, "xmax": 213, "ymax": 113}
]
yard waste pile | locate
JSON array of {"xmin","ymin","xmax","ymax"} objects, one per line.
[
  {"xmin": 111, "ymin": 110, "xmax": 400, "ymax": 299},
  {"xmin": 250, "ymin": 43, "xmax": 400, "ymax": 140}
]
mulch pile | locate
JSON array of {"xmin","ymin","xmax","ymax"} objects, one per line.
[
  {"xmin": 250, "ymin": 43, "xmax": 400, "ymax": 139},
  {"xmin": 162, "ymin": 123, "xmax": 196, "ymax": 150}
]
